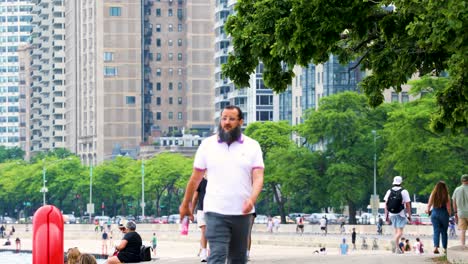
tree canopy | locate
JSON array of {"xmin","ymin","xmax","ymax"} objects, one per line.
[{"xmin": 222, "ymin": 0, "xmax": 467, "ymax": 131}]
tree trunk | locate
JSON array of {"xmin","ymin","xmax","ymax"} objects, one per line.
[
  {"xmin": 348, "ymin": 200, "xmax": 357, "ymax": 224},
  {"xmin": 271, "ymin": 183, "xmax": 286, "ymax": 223}
]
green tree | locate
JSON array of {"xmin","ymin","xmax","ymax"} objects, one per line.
[
  {"xmin": 380, "ymin": 95, "xmax": 468, "ymax": 197},
  {"xmin": 0, "ymin": 146, "xmax": 24, "ymax": 162},
  {"xmin": 299, "ymin": 92, "xmax": 393, "ymax": 223},
  {"xmin": 244, "ymin": 121, "xmax": 293, "ymax": 223},
  {"xmin": 139, "ymin": 153, "xmax": 192, "ymax": 216},
  {"xmin": 223, "ymin": 0, "xmax": 467, "ymax": 131}
]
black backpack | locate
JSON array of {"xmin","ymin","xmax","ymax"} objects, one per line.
[
  {"xmin": 140, "ymin": 245, "xmax": 152, "ymax": 261},
  {"xmin": 386, "ymin": 189, "xmax": 405, "ymax": 213}
]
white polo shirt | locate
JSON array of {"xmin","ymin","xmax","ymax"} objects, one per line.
[{"xmin": 193, "ymin": 134, "xmax": 264, "ymax": 215}]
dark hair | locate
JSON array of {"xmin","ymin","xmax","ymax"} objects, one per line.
[
  {"xmin": 430, "ymin": 181, "xmax": 449, "ymax": 208},
  {"xmin": 222, "ymin": 105, "xmax": 243, "ymax": 120}
]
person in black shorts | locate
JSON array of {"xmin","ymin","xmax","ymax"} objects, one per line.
[{"xmin": 107, "ymin": 221, "xmax": 142, "ymax": 264}]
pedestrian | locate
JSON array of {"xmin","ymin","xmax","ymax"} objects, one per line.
[
  {"xmin": 191, "ymin": 176, "xmax": 208, "ymax": 262},
  {"xmin": 102, "ymin": 229, "xmax": 108, "ymax": 256},
  {"xmin": 0, "ymin": 225, "xmax": 4, "ymax": 238},
  {"xmin": 377, "ymin": 216, "xmax": 384, "ymax": 235},
  {"xmin": 267, "ymin": 216, "xmax": 273, "ymax": 233},
  {"xmin": 413, "ymin": 237, "xmax": 424, "ymax": 254},
  {"xmin": 67, "ymin": 247, "xmax": 81, "ymax": 264},
  {"xmin": 107, "ymin": 221, "xmax": 142, "ymax": 264},
  {"xmin": 15, "ymin": 237, "xmax": 20, "ymax": 252},
  {"xmin": 339, "ymin": 238, "xmax": 349, "ymax": 255},
  {"xmin": 179, "ymin": 105, "xmax": 265, "ymax": 264},
  {"xmin": 384, "ymin": 176, "xmax": 412, "ymax": 254},
  {"xmin": 247, "ymin": 213, "xmax": 256, "ymax": 261},
  {"xmin": 340, "ymin": 221, "xmax": 345, "ymax": 234},
  {"xmin": 151, "ymin": 233, "xmax": 157, "ymax": 257},
  {"xmin": 398, "ymin": 237, "xmax": 405, "ymax": 254},
  {"xmin": 351, "ymin": 228, "xmax": 356, "ymax": 250},
  {"xmin": 452, "ymin": 174, "xmax": 468, "ymax": 248},
  {"xmin": 273, "ymin": 216, "xmax": 281, "ymax": 233},
  {"xmin": 426, "ymin": 181, "xmax": 452, "ymax": 254},
  {"xmin": 404, "ymin": 239, "xmax": 411, "ymax": 252},
  {"xmin": 320, "ymin": 216, "xmax": 327, "ymax": 236},
  {"xmin": 296, "ymin": 216, "xmax": 305, "ymax": 235},
  {"xmin": 78, "ymin": 253, "xmax": 97, "ymax": 264}
]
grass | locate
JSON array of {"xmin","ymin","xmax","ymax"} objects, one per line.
[{"xmin": 431, "ymin": 255, "xmax": 449, "ymax": 264}]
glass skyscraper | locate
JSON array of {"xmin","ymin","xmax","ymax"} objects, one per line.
[{"xmin": 0, "ymin": 0, "xmax": 34, "ymax": 147}]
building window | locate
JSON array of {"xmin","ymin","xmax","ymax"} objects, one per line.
[
  {"xmin": 156, "ymin": 24, "xmax": 161, "ymax": 32},
  {"xmin": 168, "ymin": 53, "xmax": 173, "ymax": 61},
  {"xmin": 104, "ymin": 52, "xmax": 113, "ymax": 62},
  {"xmin": 126, "ymin": 96, "xmax": 135, "ymax": 104},
  {"xmin": 168, "ymin": 24, "xmax": 173, "ymax": 32},
  {"xmin": 156, "ymin": 112, "xmax": 161, "ymax": 120},
  {"xmin": 156, "ymin": 82, "xmax": 161, "ymax": 91},
  {"xmin": 169, "ymin": 97, "xmax": 173, "ymax": 104},
  {"xmin": 402, "ymin": 92, "xmax": 409, "ymax": 103},
  {"xmin": 177, "ymin": 53, "xmax": 182, "ymax": 61},
  {"xmin": 156, "ymin": 68, "xmax": 161, "ymax": 76},
  {"xmin": 177, "ymin": 8, "xmax": 183, "ymax": 19},
  {"xmin": 156, "ymin": 38, "xmax": 161, "ymax": 47},
  {"xmin": 178, "ymin": 68, "xmax": 182, "ymax": 75},
  {"xmin": 177, "ymin": 39, "xmax": 182, "ymax": 46},
  {"xmin": 156, "ymin": 97, "xmax": 161, "ymax": 105},
  {"xmin": 391, "ymin": 92, "xmax": 398, "ymax": 102},
  {"xmin": 109, "ymin": 7, "xmax": 121, "ymax": 16},
  {"xmin": 169, "ymin": 82, "xmax": 173, "ymax": 90},
  {"xmin": 168, "ymin": 68, "xmax": 173, "ymax": 75},
  {"xmin": 156, "ymin": 8, "xmax": 161, "ymax": 16},
  {"xmin": 104, "ymin": 66, "xmax": 117, "ymax": 76},
  {"xmin": 168, "ymin": 39, "xmax": 173, "ymax": 46},
  {"xmin": 168, "ymin": 9, "xmax": 173, "ymax": 16},
  {"xmin": 178, "ymin": 82, "xmax": 182, "ymax": 90},
  {"xmin": 178, "ymin": 97, "xmax": 182, "ymax": 104},
  {"xmin": 156, "ymin": 53, "xmax": 162, "ymax": 61},
  {"xmin": 178, "ymin": 112, "xmax": 182, "ymax": 120},
  {"xmin": 168, "ymin": 112, "xmax": 173, "ymax": 120},
  {"xmin": 177, "ymin": 24, "xmax": 183, "ymax": 32}
]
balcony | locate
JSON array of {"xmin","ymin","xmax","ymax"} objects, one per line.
[
  {"xmin": 53, "ymin": 119, "xmax": 66, "ymax": 126},
  {"xmin": 53, "ymin": 130, "xmax": 66, "ymax": 137},
  {"xmin": 52, "ymin": 17, "xmax": 66, "ymax": 25},
  {"xmin": 53, "ymin": 39, "xmax": 65, "ymax": 47}
]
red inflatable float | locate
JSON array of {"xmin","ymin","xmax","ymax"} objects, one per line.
[{"xmin": 33, "ymin": 205, "xmax": 64, "ymax": 264}]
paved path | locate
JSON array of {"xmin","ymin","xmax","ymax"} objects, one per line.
[{"xmin": 1, "ymin": 238, "xmax": 438, "ymax": 264}]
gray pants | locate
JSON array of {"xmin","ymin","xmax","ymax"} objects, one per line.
[{"xmin": 205, "ymin": 212, "xmax": 253, "ymax": 264}]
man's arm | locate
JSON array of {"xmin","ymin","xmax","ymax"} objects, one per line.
[
  {"xmin": 405, "ymin": 201, "xmax": 412, "ymax": 221},
  {"xmin": 191, "ymin": 191, "xmax": 199, "ymax": 214},
  {"xmin": 179, "ymin": 169, "xmax": 205, "ymax": 221},
  {"xmin": 242, "ymin": 168, "xmax": 264, "ymax": 214},
  {"xmin": 453, "ymin": 198, "xmax": 458, "ymax": 221}
]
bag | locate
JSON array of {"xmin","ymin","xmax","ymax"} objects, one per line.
[
  {"xmin": 140, "ymin": 245, "xmax": 152, "ymax": 261},
  {"xmin": 386, "ymin": 189, "xmax": 404, "ymax": 214}
]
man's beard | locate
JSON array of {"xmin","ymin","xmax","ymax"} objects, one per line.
[{"xmin": 218, "ymin": 124, "xmax": 241, "ymax": 144}]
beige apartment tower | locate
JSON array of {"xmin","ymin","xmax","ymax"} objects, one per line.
[
  {"xmin": 65, "ymin": 0, "xmax": 142, "ymax": 164},
  {"xmin": 143, "ymin": 0, "xmax": 214, "ymax": 140}
]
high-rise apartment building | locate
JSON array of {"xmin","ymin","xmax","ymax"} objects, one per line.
[
  {"xmin": 27, "ymin": 0, "xmax": 66, "ymax": 156},
  {"xmin": 0, "ymin": 0, "xmax": 34, "ymax": 148},
  {"xmin": 214, "ymin": 0, "xmax": 275, "ymax": 127},
  {"xmin": 65, "ymin": 0, "xmax": 142, "ymax": 164},
  {"xmin": 17, "ymin": 44, "xmax": 32, "ymax": 160},
  {"xmin": 143, "ymin": 0, "xmax": 214, "ymax": 140}
]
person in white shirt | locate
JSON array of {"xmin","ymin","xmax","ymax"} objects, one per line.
[
  {"xmin": 384, "ymin": 176, "xmax": 412, "ymax": 254},
  {"xmin": 179, "ymin": 105, "xmax": 264, "ymax": 264}
]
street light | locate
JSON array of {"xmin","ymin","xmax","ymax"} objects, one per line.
[
  {"xmin": 370, "ymin": 130, "xmax": 380, "ymax": 223},
  {"xmin": 41, "ymin": 158, "xmax": 72, "ymax": 205}
]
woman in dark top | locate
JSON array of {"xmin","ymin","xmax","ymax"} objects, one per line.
[
  {"xmin": 107, "ymin": 221, "xmax": 142, "ymax": 263},
  {"xmin": 426, "ymin": 181, "xmax": 452, "ymax": 254}
]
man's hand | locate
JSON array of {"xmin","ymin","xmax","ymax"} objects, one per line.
[
  {"xmin": 242, "ymin": 198, "xmax": 254, "ymax": 214},
  {"xmin": 179, "ymin": 203, "xmax": 194, "ymax": 223}
]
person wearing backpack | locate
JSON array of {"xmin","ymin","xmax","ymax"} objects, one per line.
[{"xmin": 384, "ymin": 176, "xmax": 412, "ymax": 254}]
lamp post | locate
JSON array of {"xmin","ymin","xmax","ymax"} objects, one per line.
[
  {"xmin": 88, "ymin": 163, "xmax": 94, "ymax": 223},
  {"xmin": 371, "ymin": 130, "xmax": 380, "ymax": 223},
  {"xmin": 41, "ymin": 158, "xmax": 72, "ymax": 205},
  {"xmin": 141, "ymin": 159, "xmax": 145, "ymax": 219}
]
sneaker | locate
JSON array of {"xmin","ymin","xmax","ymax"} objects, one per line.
[
  {"xmin": 200, "ymin": 250, "xmax": 207, "ymax": 262},
  {"xmin": 395, "ymin": 248, "xmax": 404, "ymax": 254},
  {"xmin": 434, "ymin": 248, "xmax": 440, "ymax": 254}
]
